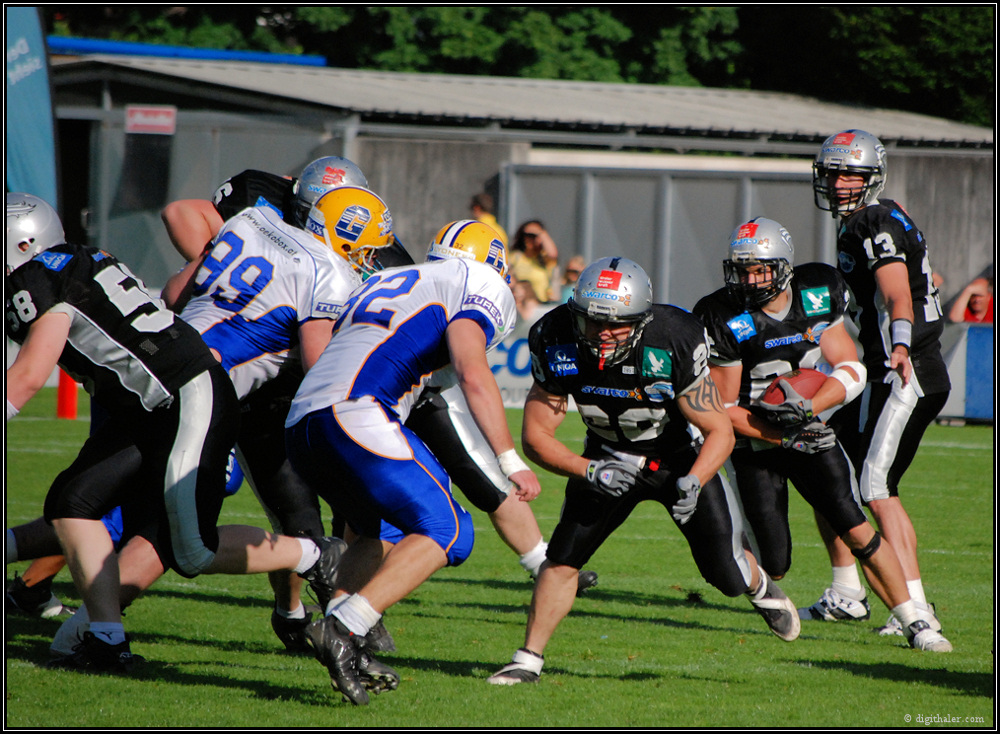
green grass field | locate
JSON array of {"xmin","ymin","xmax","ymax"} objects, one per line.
[{"xmin": 5, "ymin": 389, "xmax": 995, "ymax": 728}]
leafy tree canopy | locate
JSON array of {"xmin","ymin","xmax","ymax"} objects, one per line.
[{"xmin": 44, "ymin": 6, "xmax": 994, "ymax": 126}]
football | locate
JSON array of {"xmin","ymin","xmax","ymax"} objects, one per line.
[{"xmin": 761, "ymin": 368, "xmax": 828, "ymax": 405}]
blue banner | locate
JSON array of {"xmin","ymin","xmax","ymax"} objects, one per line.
[{"xmin": 6, "ymin": 7, "xmax": 59, "ymax": 208}]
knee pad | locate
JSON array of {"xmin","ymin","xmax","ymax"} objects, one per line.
[{"xmin": 850, "ymin": 531, "xmax": 882, "ymax": 561}]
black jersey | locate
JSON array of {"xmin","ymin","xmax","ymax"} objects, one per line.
[
  {"xmin": 6, "ymin": 244, "xmax": 220, "ymax": 412},
  {"xmin": 694, "ymin": 263, "xmax": 850, "ymax": 407},
  {"xmin": 528, "ymin": 303, "xmax": 711, "ymax": 456},
  {"xmin": 212, "ymin": 169, "xmax": 296, "ymax": 222},
  {"xmin": 836, "ymin": 199, "xmax": 948, "ymax": 390}
]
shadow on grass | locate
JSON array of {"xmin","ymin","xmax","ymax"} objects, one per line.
[
  {"xmin": 4, "ymin": 628, "xmax": 355, "ymax": 708},
  {"xmin": 803, "ymin": 658, "xmax": 994, "ymax": 698}
]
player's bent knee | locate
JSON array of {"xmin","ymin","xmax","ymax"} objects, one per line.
[{"xmin": 848, "ymin": 530, "xmax": 882, "ymax": 561}]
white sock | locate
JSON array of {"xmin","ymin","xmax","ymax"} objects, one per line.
[
  {"xmin": 906, "ymin": 579, "xmax": 928, "ymax": 606},
  {"xmin": 332, "ymin": 594, "xmax": 381, "ymax": 637},
  {"xmin": 88, "ymin": 621, "xmax": 127, "ymax": 646},
  {"xmin": 748, "ymin": 570, "xmax": 768, "ymax": 599},
  {"xmin": 830, "ymin": 564, "xmax": 865, "ymax": 599},
  {"xmin": 519, "ymin": 540, "xmax": 548, "ymax": 578},
  {"xmin": 6, "ymin": 529, "xmax": 17, "ymax": 564},
  {"xmin": 892, "ymin": 600, "xmax": 920, "ymax": 628},
  {"xmin": 276, "ymin": 603, "xmax": 306, "ymax": 619},
  {"xmin": 292, "ymin": 538, "xmax": 321, "ymax": 575}
]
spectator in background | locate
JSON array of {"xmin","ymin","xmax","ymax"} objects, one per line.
[
  {"xmin": 560, "ymin": 255, "xmax": 587, "ymax": 303},
  {"xmin": 469, "ymin": 193, "xmax": 509, "ymax": 247},
  {"xmin": 948, "ymin": 276, "xmax": 994, "ymax": 324},
  {"xmin": 509, "ymin": 220, "xmax": 559, "ymax": 302}
]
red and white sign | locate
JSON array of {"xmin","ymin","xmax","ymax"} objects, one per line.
[
  {"xmin": 596, "ymin": 270, "xmax": 622, "ymax": 289},
  {"xmin": 125, "ymin": 105, "xmax": 177, "ymax": 135}
]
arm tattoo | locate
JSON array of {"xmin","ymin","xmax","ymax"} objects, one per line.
[{"xmin": 681, "ymin": 375, "xmax": 726, "ymax": 415}]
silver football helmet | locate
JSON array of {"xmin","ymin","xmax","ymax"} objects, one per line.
[
  {"xmin": 6, "ymin": 193, "xmax": 66, "ymax": 275},
  {"xmin": 723, "ymin": 217, "xmax": 795, "ymax": 308},
  {"xmin": 568, "ymin": 256, "xmax": 653, "ymax": 368},
  {"xmin": 813, "ymin": 129, "xmax": 887, "ymax": 217},
  {"xmin": 292, "ymin": 156, "xmax": 369, "ymax": 226}
]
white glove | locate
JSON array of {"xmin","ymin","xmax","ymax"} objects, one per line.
[
  {"xmin": 671, "ymin": 474, "xmax": 701, "ymax": 525},
  {"xmin": 586, "ymin": 459, "xmax": 641, "ymax": 498}
]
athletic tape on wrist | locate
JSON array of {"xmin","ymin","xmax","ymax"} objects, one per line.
[
  {"xmin": 890, "ymin": 318, "xmax": 912, "ymax": 351},
  {"xmin": 497, "ymin": 449, "xmax": 530, "ymax": 478},
  {"xmin": 6, "ymin": 400, "xmax": 18, "ymax": 421}
]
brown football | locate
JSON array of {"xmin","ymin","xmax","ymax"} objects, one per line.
[{"xmin": 761, "ymin": 368, "xmax": 828, "ymax": 404}]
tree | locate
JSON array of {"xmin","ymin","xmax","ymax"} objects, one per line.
[{"xmin": 43, "ymin": 6, "xmax": 993, "ymax": 126}]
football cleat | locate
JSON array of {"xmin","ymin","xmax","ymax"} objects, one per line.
[
  {"xmin": 47, "ymin": 631, "xmax": 143, "ymax": 674},
  {"xmin": 747, "ymin": 571, "xmax": 800, "ymax": 642},
  {"xmin": 305, "ymin": 615, "xmax": 369, "ymax": 706},
  {"xmin": 298, "ymin": 537, "xmax": 349, "ymax": 611},
  {"xmin": 877, "ymin": 601, "xmax": 942, "ymax": 637},
  {"xmin": 50, "ymin": 607, "xmax": 90, "ymax": 659},
  {"xmin": 364, "ymin": 616, "xmax": 396, "ymax": 653},
  {"xmin": 798, "ymin": 587, "xmax": 871, "ymax": 622},
  {"xmin": 576, "ymin": 570, "xmax": 599, "ymax": 597},
  {"xmin": 357, "ymin": 649, "xmax": 400, "ymax": 694},
  {"xmin": 6, "ymin": 574, "xmax": 75, "ymax": 619},
  {"xmin": 905, "ymin": 620, "xmax": 953, "ymax": 653},
  {"xmin": 487, "ymin": 648, "xmax": 544, "ymax": 686},
  {"xmin": 271, "ymin": 607, "xmax": 313, "ymax": 653}
]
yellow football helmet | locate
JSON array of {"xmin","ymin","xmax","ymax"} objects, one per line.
[
  {"xmin": 305, "ymin": 186, "xmax": 394, "ymax": 276},
  {"xmin": 426, "ymin": 220, "xmax": 510, "ymax": 283}
]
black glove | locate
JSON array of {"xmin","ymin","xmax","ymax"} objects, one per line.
[
  {"xmin": 781, "ymin": 420, "xmax": 836, "ymax": 454},
  {"xmin": 586, "ymin": 459, "xmax": 641, "ymax": 498},
  {"xmin": 756, "ymin": 379, "xmax": 815, "ymax": 426},
  {"xmin": 671, "ymin": 474, "xmax": 701, "ymax": 525}
]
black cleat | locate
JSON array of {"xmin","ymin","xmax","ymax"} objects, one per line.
[
  {"xmin": 358, "ymin": 648, "xmax": 400, "ymax": 694},
  {"xmin": 6, "ymin": 573, "xmax": 75, "ymax": 619},
  {"xmin": 298, "ymin": 537, "xmax": 349, "ymax": 611},
  {"xmin": 47, "ymin": 631, "xmax": 143, "ymax": 674},
  {"xmin": 305, "ymin": 615, "xmax": 369, "ymax": 705},
  {"xmin": 364, "ymin": 616, "xmax": 396, "ymax": 652},
  {"xmin": 576, "ymin": 570, "xmax": 599, "ymax": 597},
  {"xmin": 271, "ymin": 608, "xmax": 313, "ymax": 653}
]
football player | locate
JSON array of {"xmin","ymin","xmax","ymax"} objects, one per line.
[
  {"xmin": 285, "ymin": 220, "xmax": 541, "ymax": 705},
  {"xmin": 488, "ymin": 257, "xmax": 799, "ymax": 687},
  {"xmin": 162, "ymin": 165, "xmax": 596, "ymax": 650},
  {"xmin": 812, "ymin": 130, "xmax": 951, "ymax": 637},
  {"xmin": 693, "ymin": 217, "xmax": 950, "ymax": 652},
  {"xmin": 5, "ymin": 194, "xmax": 343, "ymax": 673}
]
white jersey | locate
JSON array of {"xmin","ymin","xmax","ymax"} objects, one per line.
[
  {"xmin": 180, "ymin": 206, "xmax": 361, "ymax": 399},
  {"xmin": 287, "ymin": 258, "xmax": 515, "ymax": 425}
]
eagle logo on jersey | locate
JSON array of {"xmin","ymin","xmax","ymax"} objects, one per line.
[
  {"xmin": 545, "ymin": 344, "xmax": 579, "ymax": 376},
  {"xmin": 641, "ymin": 347, "xmax": 672, "ymax": 379},
  {"xmin": 800, "ymin": 287, "xmax": 831, "ymax": 317},
  {"xmin": 334, "ymin": 205, "xmax": 372, "ymax": 243},
  {"xmin": 727, "ymin": 313, "xmax": 757, "ymax": 343}
]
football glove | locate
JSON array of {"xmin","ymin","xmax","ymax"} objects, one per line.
[
  {"xmin": 671, "ymin": 474, "xmax": 701, "ymax": 525},
  {"xmin": 586, "ymin": 459, "xmax": 640, "ymax": 498},
  {"xmin": 781, "ymin": 420, "xmax": 837, "ymax": 454},
  {"xmin": 756, "ymin": 379, "xmax": 815, "ymax": 426}
]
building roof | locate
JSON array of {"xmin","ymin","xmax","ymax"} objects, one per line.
[{"xmin": 50, "ymin": 55, "xmax": 993, "ymax": 150}]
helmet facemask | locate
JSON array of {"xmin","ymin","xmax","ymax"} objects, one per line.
[
  {"xmin": 724, "ymin": 257, "xmax": 793, "ymax": 309},
  {"xmin": 569, "ymin": 304, "xmax": 651, "ymax": 369}
]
